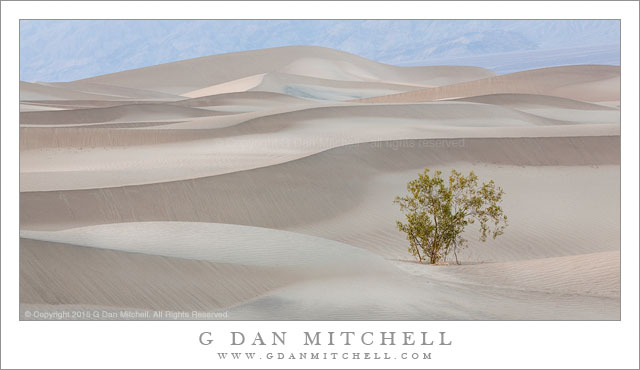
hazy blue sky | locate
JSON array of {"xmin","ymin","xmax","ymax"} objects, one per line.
[{"xmin": 20, "ymin": 20, "xmax": 620, "ymax": 82}]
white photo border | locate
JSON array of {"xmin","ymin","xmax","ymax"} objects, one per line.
[{"xmin": 2, "ymin": 1, "xmax": 638, "ymax": 369}]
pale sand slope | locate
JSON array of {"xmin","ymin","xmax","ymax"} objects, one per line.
[
  {"xmin": 20, "ymin": 81, "xmax": 184, "ymax": 102},
  {"xmin": 78, "ymin": 46, "xmax": 495, "ymax": 95},
  {"xmin": 247, "ymin": 72, "xmax": 428, "ymax": 100},
  {"xmin": 20, "ymin": 223, "xmax": 619, "ymax": 320},
  {"xmin": 181, "ymin": 71, "xmax": 425, "ymax": 101},
  {"xmin": 231, "ymin": 271, "xmax": 617, "ymax": 320},
  {"xmin": 394, "ymin": 251, "xmax": 620, "ymax": 299},
  {"xmin": 20, "ymin": 100, "xmax": 619, "ymax": 191},
  {"xmin": 20, "ymin": 104, "xmax": 226, "ymax": 127},
  {"xmin": 181, "ymin": 73, "xmax": 268, "ymax": 97},
  {"xmin": 452, "ymin": 93, "xmax": 619, "ymax": 110},
  {"xmin": 46, "ymin": 81, "xmax": 185, "ymax": 101},
  {"xmin": 20, "ymin": 136, "xmax": 619, "ymax": 264},
  {"xmin": 20, "ymin": 237, "xmax": 299, "ymax": 313},
  {"xmin": 171, "ymin": 91, "xmax": 312, "ymax": 112},
  {"xmin": 20, "ymin": 103, "xmax": 68, "ymax": 112},
  {"xmin": 356, "ymin": 65, "xmax": 620, "ymax": 103},
  {"xmin": 21, "ymin": 222, "xmax": 393, "ymax": 271},
  {"xmin": 20, "ymin": 99, "xmax": 170, "ymax": 111},
  {"xmin": 20, "ymin": 81, "xmax": 126, "ymax": 101},
  {"xmin": 181, "ymin": 70, "xmax": 470, "ymax": 102},
  {"xmin": 451, "ymin": 93, "xmax": 620, "ymax": 124}
]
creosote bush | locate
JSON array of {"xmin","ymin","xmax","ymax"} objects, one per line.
[{"xmin": 394, "ymin": 169, "xmax": 508, "ymax": 264}]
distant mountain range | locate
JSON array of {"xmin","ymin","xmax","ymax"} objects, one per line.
[{"xmin": 20, "ymin": 20, "xmax": 620, "ymax": 82}]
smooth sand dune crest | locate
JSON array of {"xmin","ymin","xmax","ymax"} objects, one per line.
[
  {"xmin": 173, "ymin": 90, "xmax": 310, "ymax": 107},
  {"xmin": 20, "ymin": 222, "xmax": 394, "ymax": 272},
  {"xmin": 20, "ymin": 103, "xmax": 225, "ymax": 126},
  {"xmin": 229, "ymin": 272, "xmax": 618, "ymax": 320},
  {"xmin": 250, "ymin": 72, "xmax": 428, "ymax": 100},
  {"xmin": 356, "ymin": 65, "xmax": 620, "ymax": 103},
  {"xmin": 278, "ymin": 56, "xmax": 401, "ymax": 81},
  {"xmin": 20, "ymin": 103, "xmax": 69, "ymax": 112},
  {"xmin": 19, "ymin": 99, "xmax": 171, "ymax": 111},
  {"xmin": 77, "ymin": 46, "xmax": 495, "ymax": 95},
  {"xmin": 279, "ymin": 57, "xmax": 496, "ymax": 86},
  {"xmin": 229, "ymin": 248, "xmax": 619, "ymax": 319},
  {"xmin": 451, "ymin": 93, "xmax": 619, "ymax": 110},
  {"xmin": 47, "ymin": 81, "xmax": 185, "ymax": 101},
  {"xmin": 450, "ymin": 93, "xmax": 620, "ymax": 125},
  {"xmin": 181, "ymin": 74, "xmax": 267, "ymax": 97},
  {"xmin": 593, "ymin": 101, "xmax": 620, "ymax": 108},
  {"xmin": 395, "ymin": 251, "xmax": 620, "ymax": 299},
  {"xmin": 170, "ymin": 91, "xmax": 312, "ymax": 113},
  {"xmin": 153, "ymin": 99, "xmax": 564, "ymax": 131},
  {"xmin": 20, "ymin": 238, "xmax": 299, "ymax": 313},
  {"xmin": 20, "ymin": 81, "xmax": 128, "ymax": 101},
  {"xmin": 19, "ymin": 223, "xmax": 421, "ymax": 318},
  {"xmin": 180, "ymin": 71, "xmax": 436, "ymax": 102},
  {"xmin": 200, "ymin": 101, "xmax": 596, "ymax": 134}
]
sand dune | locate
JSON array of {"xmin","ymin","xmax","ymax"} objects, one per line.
[
  {"xmin": 47, "ymin": 81, "xmax": 184, "ymax": 101},
  {"xmin": 20, "ymin": 103, "xmax": 68, "ymax": 112},
  {"xmin": 401, "ymin": 251, "xmax": 620, "ymax": 299},
  {"xmin": 452, "ymin": 93, "xmax": 618, "ymax": 110},
  {"xmin": 356, "ymin": 65, "xmax": 620, "ymax": 103},
  {"xmin": 181, "ymin": 74, "xmax": 267, "ymax": 97},
  {"xmin": 28, "ymin": 99, "xmax": 169, "ymax": 109},
  {"xmin": 250, "ymin": 72, "xmax": 427, "ymax": 100},
  {"xmin": 20, "ymin": 223, "xmax": 418, "ymax": 318},
  {"xmin": 78, "ymin": 46, "xmax": 495, "ymax": 95},
  {"xmin": 19, "ymin": 99, "xmax": 174, "ymax": 111},
  {"xmin": 20, "ymin": 103, "xmax": 224, "ymax": 127},
  {"xmin": 211, "ymin": 101, "xmax": 584, "ymax": 132},
  {"xmin": 21, "ymin": 222, "xmax": 394, "ymax": 272},
  {"xmin": 20, "ymin": 81, "xmax": 125, "ymax": 101},
  {"xmin": 451, "ymin": 93, "xmax": 620, "ymax": 124},
  {"xmin": 171, "ymin": 91, "xmax": 311, "ymax": 113},
  {"xmin": 20, "ymin": 237, "xmax": 298, "ymax": 312}
]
